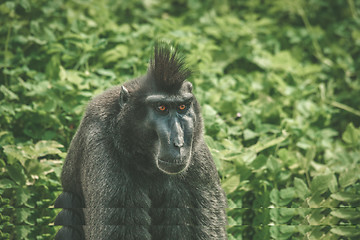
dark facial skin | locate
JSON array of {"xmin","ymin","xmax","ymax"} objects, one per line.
[{"xmin": 144, "ymin": 82, "xmax": 195, "ymax": 174}]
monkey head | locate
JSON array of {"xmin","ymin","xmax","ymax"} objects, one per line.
[{"xmin": 117, "ymin": 42, "xmax": 197, "ymax": 175}]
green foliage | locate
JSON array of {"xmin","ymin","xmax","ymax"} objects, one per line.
[{"xmin": 1, "ymin": 0, "xmax": 360, "ymax": 239}]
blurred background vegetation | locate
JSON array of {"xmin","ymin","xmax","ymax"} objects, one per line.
[{"xmin": 1, "ymin": 0, "xmax": 360, "ymax": 239}]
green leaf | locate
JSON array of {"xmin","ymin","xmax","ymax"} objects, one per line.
[
  {"xmin": 269, "ymin": 225, "xmax": 296, "ymax": 239},
  {"xmin": 0, "ymin": 159, "xmax": 5, "ymax": 168},
  {"xmin": 331, "ymin": 226, "xmax": 360, "ymax": 237},
  {"xmin": 294, "ymin": 177, "xmax": 310, "ymax": 200},
  {"xmin": 307, "ymin": 208, "xmax": 330, "ymax": 225},
  {"xmin": 34, "ymin": 140, "xmax": 64, "ymax": 157},
  {"xmin": 311, "ymin": 173, "xmax": 338, "ymax": 194},
  {"xmin": 3, "ymin": 145, "xmax": 27, "ymax": 165},
  {"xmin": 15, "ymin": 208, "xmax": 32, "ymax": 224},
  {"xmin": 239, "ymin": 149, "xmax": 257, "ymax": 165},
  {"xmin": 339, "ymin": 166, "xmax": 360, "ymax": 188},
  {"xmin": 101, "ymin": 45, "xmax": 129, "ymax": 64},
  {"xmin": 14, "ymin": 225, "xmax": 31, "ymax": 240},
  {"xmin": 331, "ymin": 192, "xmax": 360, "ymax": 202},
  {"xmin": 0, "ymin": 131, "xmax": 14, "ymax": 145},
  {"xmin": 250, "ymin": 154, "xmax": 267, "ymax": 170},
  {"xmin": 15, "ymin": 187, "xmax": 31, "ymax": 206},
  {"xmin": 19, "ymin": 0, "xmax": 31, "ymax": 12},
  {"xmin": 270, "ymin": 208, "xmax": 297, "ymax": 224},
  {"xmin": 280, "ymin": 188, "xmax": 296, "ymax": 201},
  {"xmin": 342, "ymin": 122, "xmax": 360, "ymax": 145},
  {"xmin": 243, "ymin": 129, "xmax": 258, "ymax": 140},
  {"xmin": 270, "ymin": 189, "xmax": 280, "ymax": 206},
  {"xmin": 96, "ymin": 69, "xmax": 116, "ymax": 79},
  {"xmin": 0, "ymin": 178, "xmax": 16, "ymax": 188},
  {"xmin": 266, "ymin": 156, "xmax": 281, "ymax": 173},
  {"xmin": 6, "ymin": 164, "xmax": 26, "ymax": 186},
  {"xmin": 43, "ymin": 98, "xmax": 57, "ymax": 112},
  {"xmin": 251, "ymin": 134, "xmax": 288, "ymax": 153},
  {"xmin": 0, "ymin": 85, "xmax": 19, "ymax": 100},
  {"xmin": 331, "ymin": 208, "xmax": 360, "ymax": 220},
  {"xmin": 303, "ymin": 146, "xmax": 316, "ymax": 170},
  {"xmin": 270, "ymin": 188, "xmax": 295, "ymax": 206},
  {"xmin": 222, "ymin": 175, "xmax": 240, "ymax": 194},
  {"xmin": 308, "ymin": 193, "xmax": 338, "ymax": 208}
]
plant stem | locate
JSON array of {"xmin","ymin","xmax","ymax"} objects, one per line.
[
  {"xmin": 297, "ymin": 10, "xmax": 320, "ymax": 56},
  {"xmin": 330, "ymin": 101, "xmax": 360, "ymax": 117}
]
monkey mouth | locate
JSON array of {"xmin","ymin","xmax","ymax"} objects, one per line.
[{"xmin": 157, "ymin": 159, "xmax": 188, "ymax": 174}]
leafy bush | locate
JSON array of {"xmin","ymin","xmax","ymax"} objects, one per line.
[{"xmin": 1, "ymin": 0, "xmax": 359, "ymax": 239}]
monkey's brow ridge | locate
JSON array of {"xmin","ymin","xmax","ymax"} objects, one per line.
[{"xmin": 145, "ymin": 94, "xmax": 193, "ymax": 104}]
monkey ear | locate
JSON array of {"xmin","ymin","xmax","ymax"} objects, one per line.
[
  {"xmin": 119, "ymin": 86, "xmax": 130, "ymax": 106},
  {"xmin": 185, "ymin": 82, "xmax": 193, "ymax": 93}
]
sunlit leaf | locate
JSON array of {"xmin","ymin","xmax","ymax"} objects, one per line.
[
  {"xmin": 294, "ymin": 177, "xmax": 310, "ymax": 200},
  {"xmin": 222, "ymin": 175, "xmax": 240, "ymax": 194},
  {"xmin": 331, "ymin": 208, "xmax": 360, "ymax": 220},
  {"xmin": 331, "ymin": 192, "xmax": 360, "ymax": 202},
  {"xmin": 342, "ymin": 122, "xmax": 360, "ymax": 146},
  {"xmin": 331, "ymin": 226, "xmax": 360, "ymax": 237},
  {"xmin": 311, "ymin": 173, "xmax": 338, "ymax": 194},
  {"xmin": 339, "ymin": 166, "xmax": 360, "ymax": 188},
  {"xmin": 34, "ymin": 140, "xmax": 64, "ymax": 157}
]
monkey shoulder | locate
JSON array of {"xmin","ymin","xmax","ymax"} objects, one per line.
[
  {"xmin": 85, "ymin": 86, "xmax": 123, "ymax": 121},
  {"xmin": 83, "ymin": 77, "xmax": 142, "ymax": 121}
]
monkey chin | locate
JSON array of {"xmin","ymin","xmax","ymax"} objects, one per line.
[{"xmin": 156, "ymin": 158, "xmax": 190, "ymax": 175}]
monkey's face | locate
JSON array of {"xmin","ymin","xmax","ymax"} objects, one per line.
[{"xmin": 145, "ymin": 82, "xmax": 195, "ymax": 174}]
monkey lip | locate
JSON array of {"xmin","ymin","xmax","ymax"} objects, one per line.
[
  {"xmin": 157, "ymin": 159, "xmax": 187, "ymax": 174},
  {"xmin": 158, "ymin": 158, "xmax": 184, "ymax": 165}
]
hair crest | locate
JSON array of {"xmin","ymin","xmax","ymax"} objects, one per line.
[{"xmin": 148, "ymin": 41, "xmax": 192, "ymax": 92}]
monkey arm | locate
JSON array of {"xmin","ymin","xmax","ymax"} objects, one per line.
[{"xmin": 54, "ymin": 192, "xmax": 85, "ymax": 240}]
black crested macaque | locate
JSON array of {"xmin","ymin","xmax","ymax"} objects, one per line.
[{"xmin": 54, "ymin": 42, "xmax": 228, "ymax": 240}]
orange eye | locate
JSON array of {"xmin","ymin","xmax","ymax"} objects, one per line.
[
  {"xmin": 158, "ymin": 105, "xmax": 167, "ymax": 111},
  {"xmin": 179, "ymin": 104, "xmax": 186, "ymax": 110}
]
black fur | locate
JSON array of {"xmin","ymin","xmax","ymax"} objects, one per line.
[
  {"xmin": 54, "ymin": 42, "xmax": 227, "ymax": 240},
  {"xmin": 148, "ymin": 41, "xmax": 192, "ymax": 92}
]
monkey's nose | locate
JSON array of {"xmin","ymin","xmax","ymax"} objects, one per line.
[
  {"xmin": 174, "ymin": 141, "xmax": 184, "ymax": 148},
  {"xmin": 173, "ymin": 135, "xmax": 184, "ymax": 148}
]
